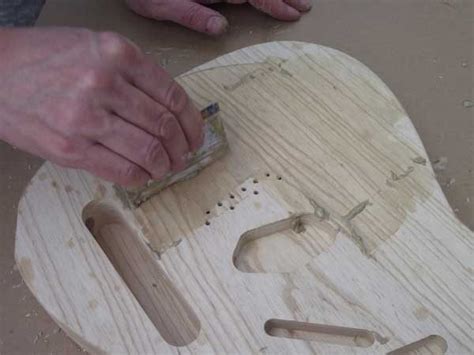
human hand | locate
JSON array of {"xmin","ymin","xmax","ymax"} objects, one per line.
[
  {"xmin": 126, "ymin": 0, "xmax": 312, "ymax": 35},
  {"xmin": 0, "ymin": 28, "xmax": 203, "ymax": 186}
]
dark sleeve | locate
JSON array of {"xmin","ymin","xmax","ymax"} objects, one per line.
[{"xmin": 0, "ymin": 0, "xmax": 45, "ymax": 27}]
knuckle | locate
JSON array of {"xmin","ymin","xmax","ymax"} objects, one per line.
[
  {"xmin": 81, "ymin": 110, "xmax": 101, "ymax": 128},
  {"xmin": 55, "ymin": 101, "xmax": 101, "ymax": 138},
  {"xmin": 56, "ymin": 104, "xmax": 84, "ymax": 134},
  {"xmin": 164, "ymin": 82, "xmax": 188, "ymax": 113},
  {"xmin": 143, "ymin": 137, "xmax": 166, "ymax": 166},
  {"xmin": 80, "ymin": 111, "xmax": 108, "ymax": 136},
  {"xmin": 79, "ymin": 67, "xmax": 113, "ymax": 91},
  {"xmin": 98, "ymin": 31, "xmax": 137, "ymax": 60},
  {"xmin": 52, "ymin": 136, "xmax": 77, "ymax": 160}
]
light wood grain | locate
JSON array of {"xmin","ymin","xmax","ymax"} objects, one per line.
[
  {"xmin": 82, "ymin": 201, "xmax": 201, "ymax": 347},
  {"xmin": 15, "ymin": 42, "xmax": 473, "ymax": 354}
]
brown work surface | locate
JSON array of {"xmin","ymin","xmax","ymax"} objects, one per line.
[{"xmin": 1, "ymin": 0, "xmax": 472, "ymax": 353}]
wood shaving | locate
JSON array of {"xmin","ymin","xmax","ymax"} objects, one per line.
[
  {"xmin": 390, "ymin": 167, "xmax": 414, "ymax": 181},
  {"xmin": 412, "ymin": 156, "xmax": 427, "ymax": 165},
  {"xmin": 12, "ymin": 281, "xmax": 23, "ymax": 289},
  {"xmin": 33, "ymin": 331, "xmax": 43, "ymax": 344},
  {"xmin": 445, "ymin": 178, "xmax": 456, "ymax": 188},
  {"xmin": 432, "ymin": 157, "xmax": 448, "ymax": 171}
]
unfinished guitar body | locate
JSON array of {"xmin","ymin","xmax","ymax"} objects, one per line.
[{"xmin": 15, "ymin": 42, "xmax": 473, "ymax": 354}]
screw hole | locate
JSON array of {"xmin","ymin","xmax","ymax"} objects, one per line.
[
  {"xmin": 217, "ymin": 202, "xmax": 223, "ymax": 207},
  {"xmin": 230, "ymin": 206, "xmax": 235, "ymax": 210},
  {"xmin": 205, "ymin": 221, "xmax": 210, "ymax": 226},
  {"xmin": 265, "ymin": 173, "xmax": 270, "ymax": 177},
  {"xmin": 206, "ymin": 210, "xmax": 210, "ymax": 214},
  {"xmin": 253, "ymin": 179, "xmax": 259, "ymax": 184},
  {"xmin": 277, "ymin": 176, "xmax": 282, "ymax": 180},
  {"xmin": 254, "ymin": 191, "xmax": 259, "ymax": 195},
  {"xmin": 241, "ymin": 187, "xmax": 247, "ymax": 192},
  {"xmin": 229, "ymin": 194, "xmax": 235, "ymax": 199}
]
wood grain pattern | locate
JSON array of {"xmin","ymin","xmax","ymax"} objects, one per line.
[
  {"xmin": 82, "ymin": 202, "xmax": 201, "ymax": 347},
  {"xmin": 15, "ymin": 42, "xmax": 473, "ymax": 354}
]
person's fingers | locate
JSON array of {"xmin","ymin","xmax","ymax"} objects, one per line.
[
  {"xmin": 248, "ymin": 0, "xmax": 301, "ymax": 20},
  {"xmin": 90, "ymin": 32, "xmax": 201, "ymax": 162},
  {"xmin": 10, "ymin": 101, "xmax": 153, "ymax": 186},
  {"xmin": 196, "ymin": 0, "xmax": 245, "ymax": 4},
  {"xmin": 143, "ymin": 0, "xmax": 228, "ymax": 35},
  {"xmin": 97, "ymin": 114, "xmax": 171, "ymax": 180},
  {"xmin": 124, "ymin": 57, "xmax": 204, "ymax": 151},
  {"xmin": 283, "ymin": 0, "xmax": 312, "ymax": 12},
  {"xmin": 197, "ymin": 0, "xmax": 311, "ymax": 15},
  {"xmin": 82, "ymin": 143, "xmax": 150, "ymax": 187},
  {"xmin": 4, "ymin": 113, "xmax": 150, "ymax": 188},
  {"xmin": 111, "ymin": 77, "xmax": 190, "ymax": 171}
]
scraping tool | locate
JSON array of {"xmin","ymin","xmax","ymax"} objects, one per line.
[{"xmin": 116, "ymin": 102, "xmax": 228, "ymax": 207}]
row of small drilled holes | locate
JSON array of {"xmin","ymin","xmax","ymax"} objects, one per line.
[{"xmin": 205, "ymin": 174, "xmax": 283, "ymax": 226}]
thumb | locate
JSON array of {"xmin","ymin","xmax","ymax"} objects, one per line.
[{"xmin": 147, "ymin": 0, "xmax": 229, "ymax": 35}]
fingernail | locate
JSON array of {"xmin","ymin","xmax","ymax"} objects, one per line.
[
  {"xmin": 286, "ymin": 7, "xmax": 302, "ymax": 20},
  {"xmin": 206, "ymin": 16, "xmax": 228, "ymax": 35},
  {"xmin": 299, "ymin": 0, "xmax": 312, "ymax": 11}
]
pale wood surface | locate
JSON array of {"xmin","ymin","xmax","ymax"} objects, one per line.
[{"xmin": 15, "ymin": 42, "xmax": 474, "ymax": 354}]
